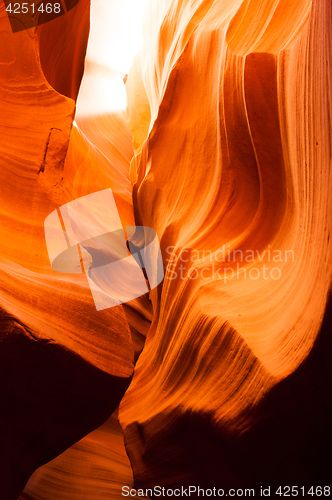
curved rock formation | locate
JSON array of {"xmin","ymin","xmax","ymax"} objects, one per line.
[
  {"xmin": 1, "ymin": 0, "xmax": 331, "ymax": 497},
  {"xmin": 20, "ymin": 414, "xmax": 133, "ymax": 500},
  {"xmin": 36, "ymin": 0, "xmax": 90, "ymax": 101},
  {"xmin": 0, "ymin": 2, "xmax": 135, "ymax": 498},
  {"xmin": 119, "ymin": 0, "xmax": 332, "ymax": 492}
]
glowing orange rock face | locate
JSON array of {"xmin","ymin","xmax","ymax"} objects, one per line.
[
  {"xmin": 0, "ymin": 0, "xmax": 332, "ymax": 497},
  {"xmin": 0, "ymin": 0, "xmax": 134, "ymax": 375},
  {"xmin": 0, "ymin": 2, "xmax": 135, "ymax": 498},
  {"xmin": 36, "ymin": 0, "xmax": 90, "ymax": 101},
  {"xmin": 119, "ymin": 0, "xmax": 332, "ymax": 491},
  {"xmin": 21, "ymin": 414, "xmax": 133, "ymax": 500}
]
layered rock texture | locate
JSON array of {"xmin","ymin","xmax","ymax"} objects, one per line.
[
  {"xmin": 0, "ymin": 2, "xmax": 136, "ymax": 498},
  {"xmin": 119, "ymin": 0, "xmax": 332, "ymax": 492},
  {"xmin": 0, "ymin": 0, "xmax": 331, "ymax": 498}
]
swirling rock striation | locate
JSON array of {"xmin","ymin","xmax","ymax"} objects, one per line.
[
  {"xmin": 0, "ymin": 2, "xmax": 136, "ymax": 498},
  {"xmin": 1, "ymin": 0, "xmax": 332, "ymax": 497},
  {"xmin": 119, "ymin": 0, "xmax": 332, "ymax": 492}
]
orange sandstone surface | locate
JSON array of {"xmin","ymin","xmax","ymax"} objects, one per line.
[
  {"xmin": 0, "ymin": 0, "xmax": 331, "ymax": 498},
  {"xmin": 0, "ymin": 1, "xmax": 136, "ymax": 498},
  {"xmin": 120, "ymin": 0, "xmax": 332, "ymax": 492}
]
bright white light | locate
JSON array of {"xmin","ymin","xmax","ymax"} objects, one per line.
[
  {"xmin": 76, "ymin": 0, "xmax": 150, "ymax": 116},
  {"xmin": 89, "ymin": 0, "xmax": 150, "ymax": 73}
]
